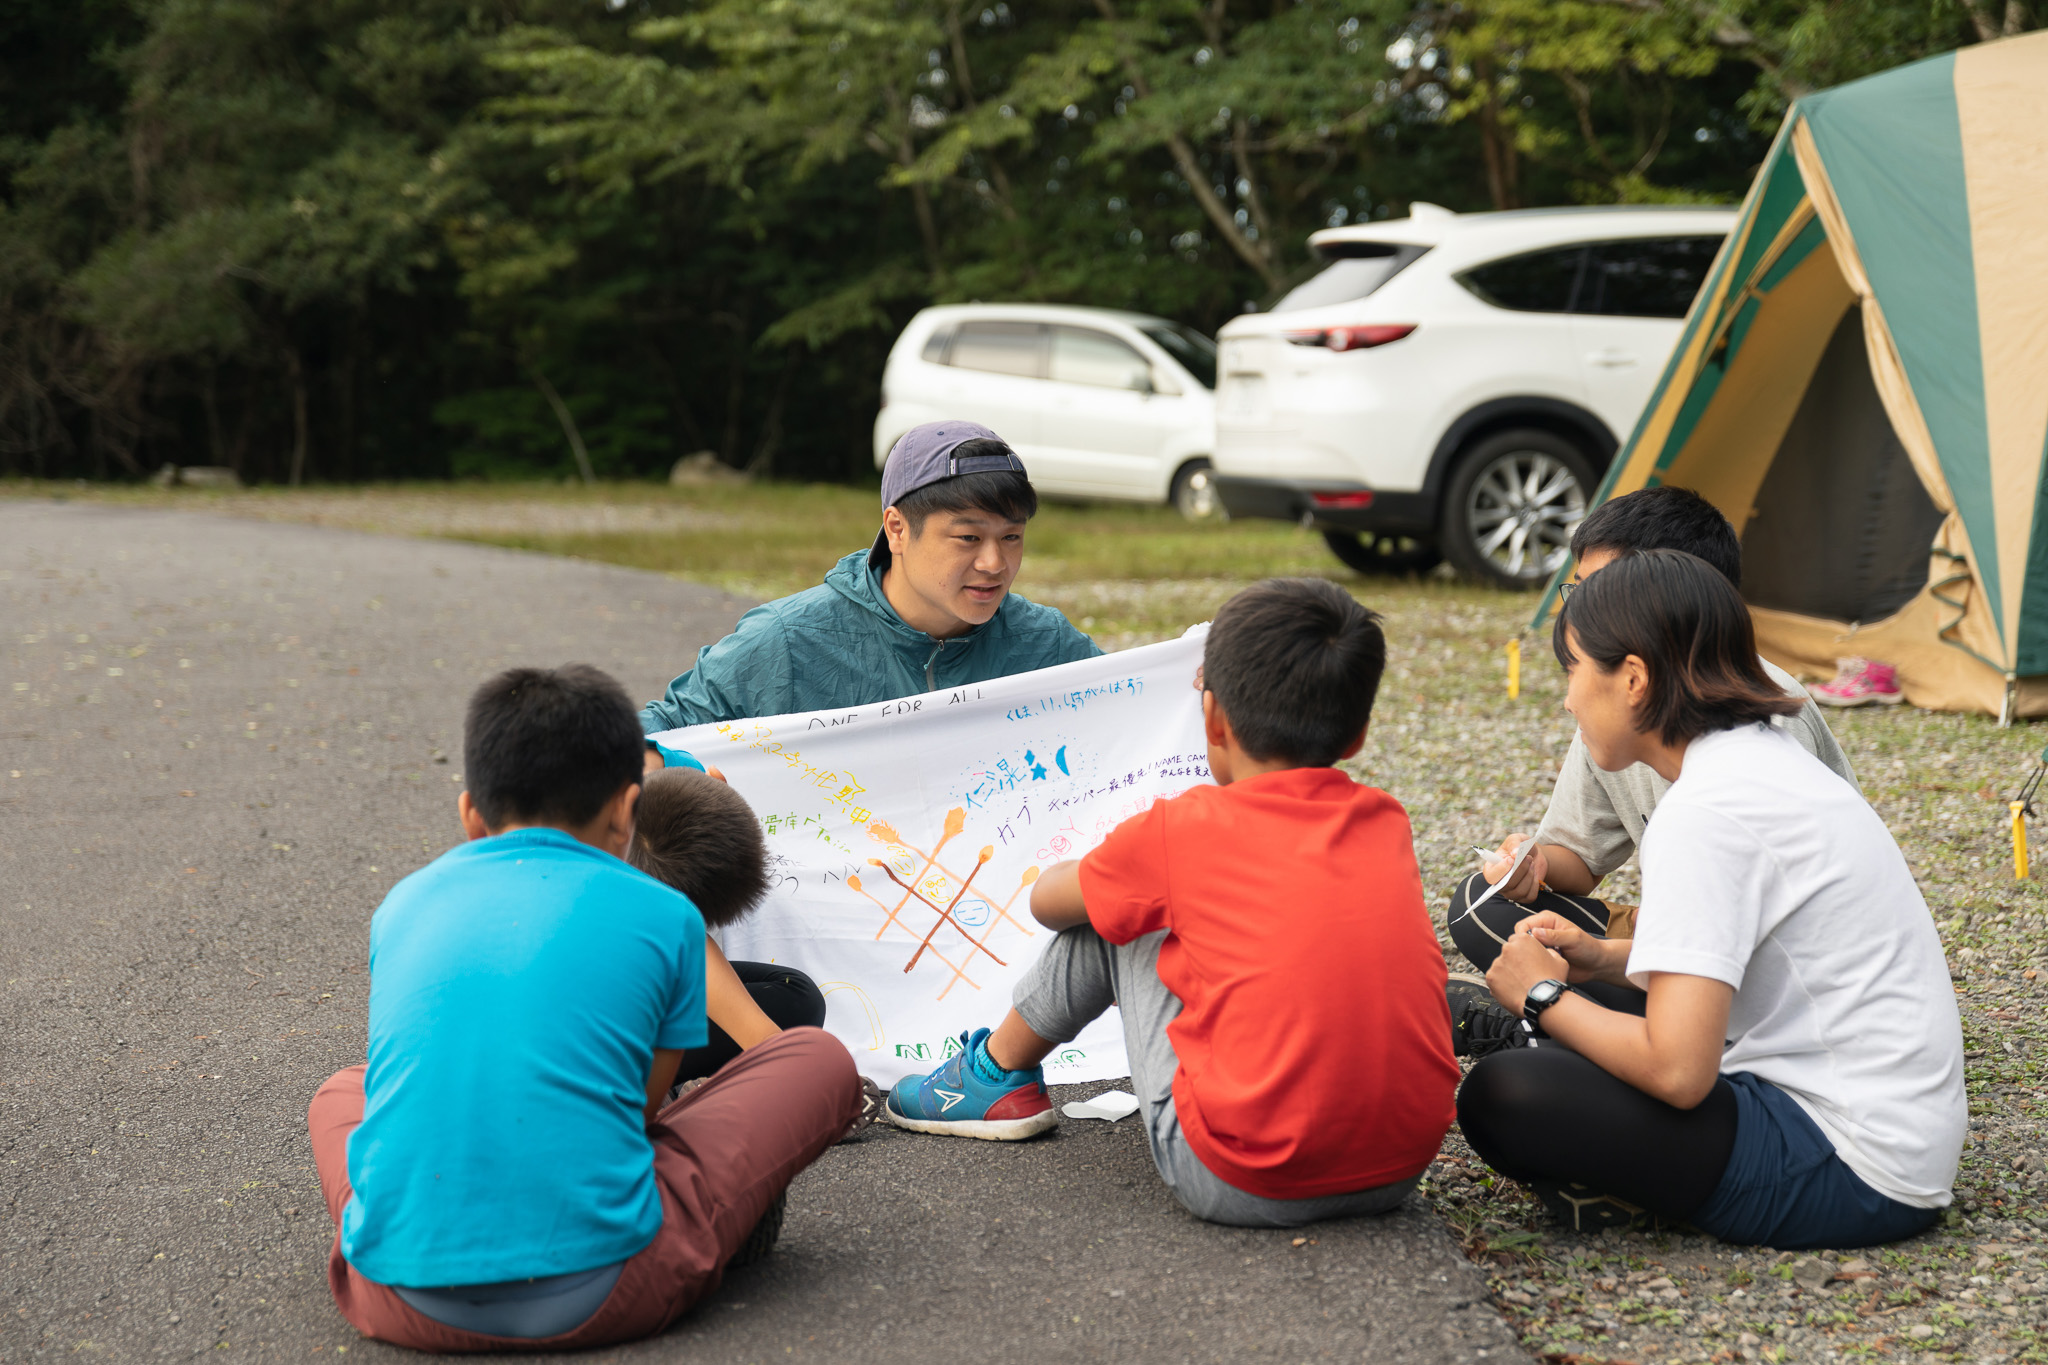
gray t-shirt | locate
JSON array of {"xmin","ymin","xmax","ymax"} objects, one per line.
[{"xmin": 1541, "ymin": 658, "xmax": 1860, "ymax": 881}]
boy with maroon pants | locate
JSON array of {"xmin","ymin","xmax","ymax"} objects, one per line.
[
  {"xmin": 308, "ymin": 664, "xmax": 857, "ymax": 1350},
  {"xmin": 887, "ymin": 580, "xmax": 1458, "ymax": 1226}
]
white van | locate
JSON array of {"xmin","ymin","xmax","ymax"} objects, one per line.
[
  {"xmin": 875, "ymin": 304, "xmax": 1220, "ymax": 517},
  {"xmin": 1213, "ymin": 204, "xmax": 1737, "ymax": 585}
]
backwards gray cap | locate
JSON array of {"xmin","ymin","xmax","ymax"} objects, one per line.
[{"xmin": 869, "ymin": 420, "xmax": 1028, "ymax": 567}]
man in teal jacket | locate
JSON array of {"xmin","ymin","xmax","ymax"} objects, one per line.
[
  {"xmin": 637, "ymin": 421, "xmax": 1102, "ymax": 1089},
  {"xmin": 639, "ymin": 420, "xmax": 1101, "ymax": 734}
]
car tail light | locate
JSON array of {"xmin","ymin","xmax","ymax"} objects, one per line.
[
  {"xmin": 1310, "ymin": 490, "xmax": 1375, "ymax": 509},
  {"xmin": 1282, "ymin": 324, "xmax": 1417, "ymax": 351}
]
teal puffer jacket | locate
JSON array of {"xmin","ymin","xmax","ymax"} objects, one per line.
[{"xmin": 639, "ymin": 549, "xmax": 1102, "ymax": 731}]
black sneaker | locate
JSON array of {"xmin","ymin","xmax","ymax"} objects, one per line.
[
  {"xmin": 728, "ymin": 1190, "xmax": 787, "ymax": 1269},
  {"xmin": 1528, "ymin": 1179, "xmax": 1647, "ymax": 1233},
  {"xmin": 1447, "ymin": 972, "xmax": 1526, "ymax": 1059}
]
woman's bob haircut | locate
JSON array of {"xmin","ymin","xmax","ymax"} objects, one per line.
[{"xmin": 1554, "ymin": 548, "xmax": 1804, "ymax": 745}]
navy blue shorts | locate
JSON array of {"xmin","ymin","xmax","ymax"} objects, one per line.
[{"xmin": 1691, "ymin": 1073, "xmax": 1941, "ymax": 1250}]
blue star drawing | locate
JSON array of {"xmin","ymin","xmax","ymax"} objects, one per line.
[{"xmin": 1024, "ymin": 749, "xmax": 1049, "ymax": 781}]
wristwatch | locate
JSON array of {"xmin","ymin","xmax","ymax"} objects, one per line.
[{"xmin": 1521, "ymin": 978, "xmax": 1568, "ymax": 1038}]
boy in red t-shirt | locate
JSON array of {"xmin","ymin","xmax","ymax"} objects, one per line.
[{"xmin": 886, "ymin": 578, "xmax": 1458, "ymax": 1226}]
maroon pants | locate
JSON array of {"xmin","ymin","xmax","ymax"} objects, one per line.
[{"xmin": 309, "ymin": 1027, "xmax": 859, "ymax": 1353}]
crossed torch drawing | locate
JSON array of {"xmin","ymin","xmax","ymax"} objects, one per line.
[{"xmin": 844, "ymin": 807, "xmax": 1041, "ymax": 1000}]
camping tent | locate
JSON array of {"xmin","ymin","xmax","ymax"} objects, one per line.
[{"xmin": 1533, "ymin": 31, "xmax": 2048, "ymax": 721}]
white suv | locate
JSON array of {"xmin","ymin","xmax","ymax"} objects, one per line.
[
  {"xmin": 1212, "ymin": 204, "xmax": 1736, "ymax": 586},
  {"xmin": 875, "ymin": 304, "xmax": 1220, "ymax": 517}
]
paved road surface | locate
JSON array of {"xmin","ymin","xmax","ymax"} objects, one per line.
[{"xmin": 1, "ymin": 502, "xmax": 1525, "ymax": 1364}]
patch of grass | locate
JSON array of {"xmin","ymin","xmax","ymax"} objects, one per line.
[{"xmin": 4, "ymin": 477, "xmax": 1479, "ymax": 644}]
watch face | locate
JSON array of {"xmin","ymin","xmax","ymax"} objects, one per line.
[{"xmin": 1527, "ymin": 980, "xmax": 1565, "ymax": 1008}]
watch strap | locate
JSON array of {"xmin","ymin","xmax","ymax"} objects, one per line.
[{"xmin": 1521, "ymin": 979, "xmax": 1567, "ymax": 1036}]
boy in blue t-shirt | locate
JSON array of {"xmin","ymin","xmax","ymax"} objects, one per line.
[{"xmin": 307, "ymin": 664, "xmax": 858, "ymax": 1351}]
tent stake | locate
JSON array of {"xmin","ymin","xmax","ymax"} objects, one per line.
[
  {"xmin": 2009, "ymin": 748, "xmax": 2047, "ymax": 880},
  {"xmin": 1506, "ymin": 638, "xmax": 1521, "ymax": 700}
]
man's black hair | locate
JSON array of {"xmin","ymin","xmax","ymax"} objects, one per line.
[
  {"xmin": 1554, "ymin": 549, "xmax": 1800, "ymax": 745},
  {"xmin": 1570, "ymin": 486, "xmax": 1742, "ymax": 589},
  {"xmin": 894, "ymin": 440, "xmax": 1039, "ymax": 534},
  {"xmin": 1202, "ymin": 578, "xmax": 1385, "ymax": 767},
  {"xmin": 626, "ymin": 769, "xmax": 769, "ymax": 928},
  {"xmin": 463, "ymin": 664, "xmax": 644, "ymax": 830}
]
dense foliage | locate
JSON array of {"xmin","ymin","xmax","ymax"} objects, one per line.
[{"xmin": 0, "ymin": 0, "xmax": 2020, "ymax": 484}]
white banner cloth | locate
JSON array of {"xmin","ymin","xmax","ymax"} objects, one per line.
[{"xmin": 649, "ymin": 628, "xmax": 1211, "ymax": 1086}]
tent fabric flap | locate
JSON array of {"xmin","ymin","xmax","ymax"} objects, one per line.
[
  {"xmin": 1952, "ymin": 33, "xmax": 2048, "ymax": 675},
  {"xmin": 1802, "ymin": 51, "xmax": 2000, "ymax": 645}
]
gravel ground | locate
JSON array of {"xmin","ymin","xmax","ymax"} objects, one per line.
[{"xmin": 13, "ymin": 486, "xmax": 2045, "ymax": 1363}]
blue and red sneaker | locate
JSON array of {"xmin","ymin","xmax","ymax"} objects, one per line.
[{"xmin": 884, "ymin": 1027, "xmax": 1059, "ymax": 1141}]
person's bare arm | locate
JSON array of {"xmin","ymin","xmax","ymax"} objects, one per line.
[
  {"xmin": 1028, "ymin": 860, "xmax": 1090, "ymax": 931},
  {"xmin": 644, "ymin": 1048, "xmax": 684, "ymax": 1128},
  {"xmin": 705, "ymin": 935, "xmax": 781, "ymax": 1052},
  {"xmin": 1488, "ymin": 931, "xmax": 1731, "ymax": 1109},
  {"xmin": 1532, "ymin": 842, "xmax": 1598, "ymax": 896}
]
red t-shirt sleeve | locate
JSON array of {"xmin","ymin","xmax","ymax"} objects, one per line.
[{"xmin": 1077, "ymin": 800, "xmax": 1170, "ymax": 945}]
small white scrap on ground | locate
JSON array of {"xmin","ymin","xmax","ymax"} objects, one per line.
[{"xmin": 1062, "ymin": 1090, "xmax": 1141, "ymax": 1122}]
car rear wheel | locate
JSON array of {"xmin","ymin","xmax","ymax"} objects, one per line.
[
  {"xmin": 1322, "ymin": 530, "xmax": 1443, "ymax": 577},
  {"xmin": 1440, "ymin": 429, "xmax": 1596, "ymax": 589},
  {"xmin": 1169, "ymin": 459, "xmax": 1223, "ymax": 522}
]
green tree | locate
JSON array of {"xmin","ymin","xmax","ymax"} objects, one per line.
[{"xmin": 0, "ymin": 0, "xmax": 2024, "ymax": 484}]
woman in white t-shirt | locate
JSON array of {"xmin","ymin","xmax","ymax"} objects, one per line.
[{"xmin": 1458, "ymin": 549, "xmax": 1965, "ymax": 1248}]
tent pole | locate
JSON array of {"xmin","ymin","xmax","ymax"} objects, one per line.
[{"xmin": 2002, "ymin": 676, "xmax": 2016, "ymax": 728}]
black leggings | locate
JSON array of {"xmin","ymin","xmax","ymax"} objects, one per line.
[
  {"xmin": 674, "ymin": 961, "xmax": 828, "ymax": 1082},
  {"xmin": 1458, "ymin": 1045, "xmax": 1739, "ymax": 1222},
  {"xmin": 1446, "ymin": 871, "xmax": 1734, "ymax": 1220},
  {"xmin": 1445, "ymin": 871, "xmax": 1646, "ymax": 1016}
]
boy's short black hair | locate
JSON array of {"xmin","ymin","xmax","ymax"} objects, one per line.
[
  {"xmin": 626, "ymin": 769, "xmax": 770, "ymax": 928},
  {"xmin": 463, "ymin": 664, "xmax": 643, "ymax": 830},
  {"xmin": 1570, "ymin": 486, "xmax": 1742, "ymax": 588},
  {"xmin": 894, "ymin": 440, "xmax": 1039, "ymax": 534},
  {"xmin": 1202, "ymin": 578, "xmax": 1386, "ymax": 767},
  {"xmin": 1554, "ymin": 548, "xmax": 1801, "ymax": 745}
]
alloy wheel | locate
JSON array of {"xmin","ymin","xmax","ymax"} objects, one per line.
[{"xmin": 1463, "ymin": 450, "xmax": 1588, "ymax": 582}]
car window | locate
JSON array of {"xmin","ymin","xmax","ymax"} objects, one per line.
[
  {"xmin": 1579, "ymin": 236, "xmax": 1724, "ymax": 319},
  {"xmin": 1138, "ymin": 323, "xmax": 1217, "ymax": 389},
  {"xmin": 948, "ymin": 321, "xmax": 1046, "ymax": 377},
  {"xmin": 920, "ymin": 325, "xmax": 954, "ymax": 362},
  {"xmin": 1050, "ymin": 327, "xmax": 1153, "ymax": 391},
  {"xmin": 1268, "ymin": 244, "xmax": 1429, "ymax": 314},
  {"xmin": 1457, "ymin": 246, "xmax": 1588, "ymax": 313}
]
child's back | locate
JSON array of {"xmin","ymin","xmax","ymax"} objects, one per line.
[
  {"xmin": 1085, "ymin": 766, "xmax": 1453, "ymax": 1197},
  {"xmin": 344, "ymin": 828, "xmax": 704, "ymax": 1285}
]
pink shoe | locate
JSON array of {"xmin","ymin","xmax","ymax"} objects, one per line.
[{"xmin": 1812, "ymin": 657, "xmax": 1904, "ymax": 707}]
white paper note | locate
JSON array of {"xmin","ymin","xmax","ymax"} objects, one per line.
[{"xmin": 1062, "ymin": 1090, "xmax": 1141, "ymax": 1122}]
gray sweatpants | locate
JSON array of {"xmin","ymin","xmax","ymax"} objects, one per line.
[{"xmin": 1012, "ymin": 926, "xmax": 1419, "ymax": 1228}]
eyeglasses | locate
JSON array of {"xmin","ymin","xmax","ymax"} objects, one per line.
[{"xmin": 1558, "ymin": 579, "xmax": 1580, "ymax": 600}]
